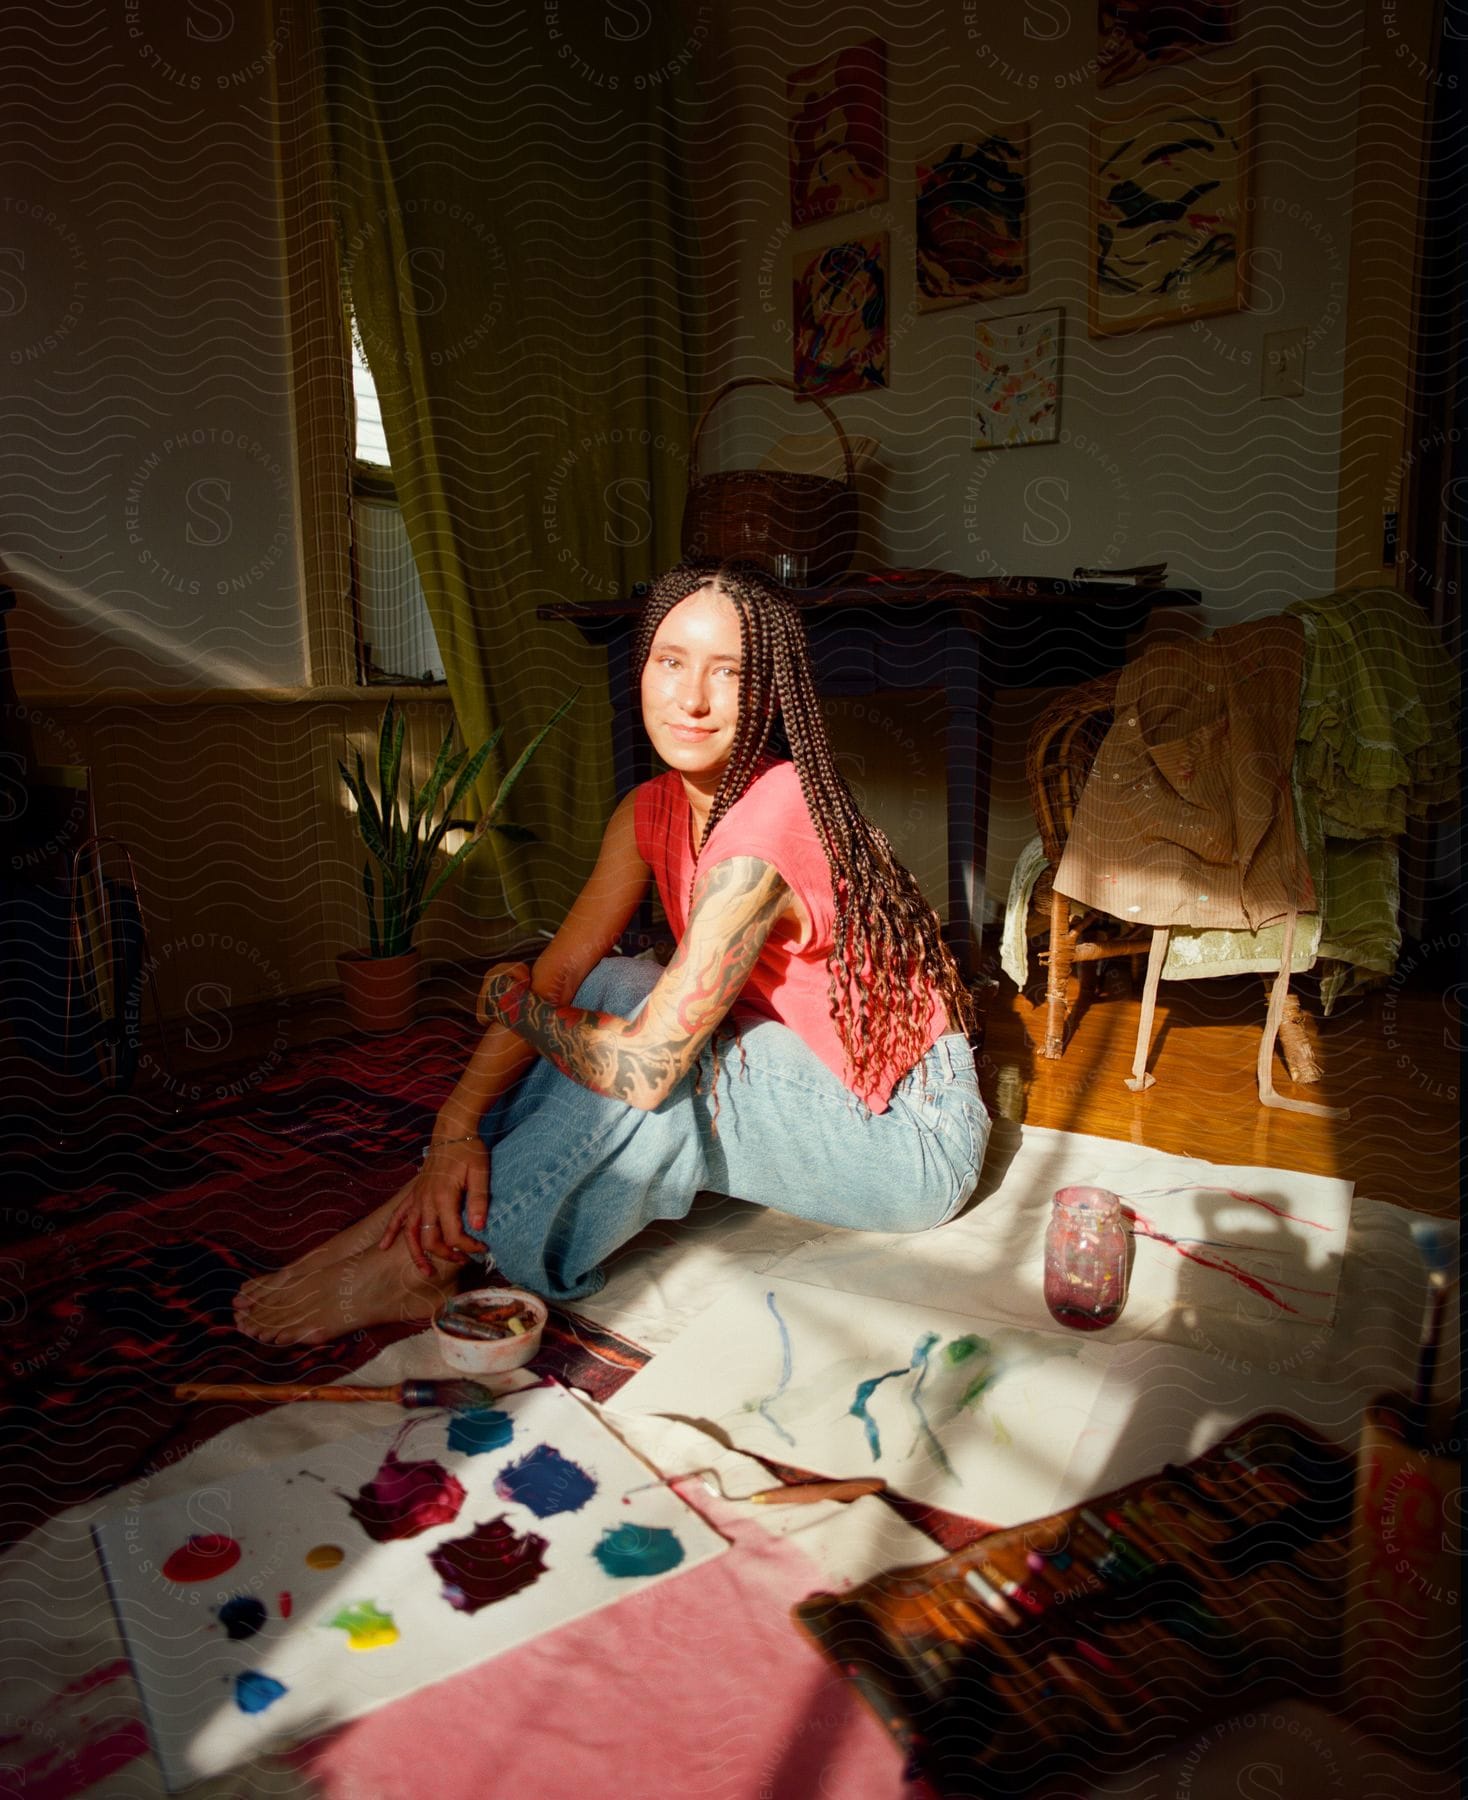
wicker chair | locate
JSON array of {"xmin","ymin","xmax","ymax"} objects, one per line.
[
  {"xmin": 1024, "ymin": 672, "xmax": 1325, "ymax": 1082},
  {"xmin": 1025, "ymin": 674, "xmax": 1150, "ymax": 1057}
]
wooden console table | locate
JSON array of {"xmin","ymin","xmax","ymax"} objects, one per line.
[{"xmin": 540, "ymin": 572, "xmax": 1200, "ymax": 975}]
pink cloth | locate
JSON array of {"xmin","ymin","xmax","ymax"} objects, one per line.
[
  {"xmin": 635, "ymin": 760, "xmax": 943, "ymax": 1111},
  {"xmin": 292, "ymin": 1487, "xmax": 908, "ymax": 1800}
]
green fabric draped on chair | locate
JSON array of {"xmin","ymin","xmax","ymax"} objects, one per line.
[{"xmin": 319, "ymin": 1, "xmax": 703, "ymax": 925}]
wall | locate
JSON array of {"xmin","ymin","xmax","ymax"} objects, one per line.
[
  {"xmin": 14, "ymin": 691, "xmax": 504, "ymax": 1024},
  {"xmin": 700, "ymin": 1, "xmax": 1363, "ymax": 622},
  {"xmin": 687, "ymin": 0, "xmax": 1367, "ymax": 900},
  {"xmin": 1, "ymin": 4, "xmax": 1383, "ymax": 1004},
  {"xmin": 1, "ymin": 5, "xmax": 521, "ymax": 1024},
  {"xmin": 3, "ymin": 2, "xmax": 307, "ymax": 691}
]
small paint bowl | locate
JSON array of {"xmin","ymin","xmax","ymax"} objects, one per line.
[{"xmin": 433, "ymin": 1285, "xmax": 548, "ymax": 1374}]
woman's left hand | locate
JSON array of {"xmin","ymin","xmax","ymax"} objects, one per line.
[{"xmin": 476, "ymin": 960, "xmax": 533, "ymax": 1028}]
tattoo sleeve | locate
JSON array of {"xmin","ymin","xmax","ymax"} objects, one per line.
[{"xmin": 505, "ymin": 857, "xmax": 790, "ymax": 1108}]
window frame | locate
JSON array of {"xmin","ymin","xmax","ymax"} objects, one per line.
[{"xmin": 275, "ymin": 9, "xmax": 444, "ymax": 695}]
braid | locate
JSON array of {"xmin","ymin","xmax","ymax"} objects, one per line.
[{"xmin": 634, "ymin": 560, "xmax": 975, "ymax": 1094}]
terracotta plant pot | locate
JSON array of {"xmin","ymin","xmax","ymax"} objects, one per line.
[{"xmin": 336, "ymin": 948, "xmax": 422, "ymax": 1034}]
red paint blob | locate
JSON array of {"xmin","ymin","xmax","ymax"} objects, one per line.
[
  {"xmin": 428, "ymin": 1516, "xmax": 548, "ymax": 1613},
  {"xmin": 345, "ymin": 1450, "xmax": 466, "ymax": 1544},
  {"xmin": 161, "ymin": 1534, "xmax": 241, "ymax": 1583},
  {"xmin": 278, "ymin": 1591, "xmax": 293, "ymax": 1619}
]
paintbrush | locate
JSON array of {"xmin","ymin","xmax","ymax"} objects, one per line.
[
  {"xmin": 1407, "ymin": 1218, "xmax": 1457, "ymax": 1440},
  {"xmin": 623, "ymin": 1469, "xmax": 886, "ymax": 1507},
  {"xmin": 175, "ymin": 1379, "xmax": 507, "ymax": 1411}
]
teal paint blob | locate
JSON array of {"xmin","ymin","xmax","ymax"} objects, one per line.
[
  {"xmin": 592, "ymin": 1523, "xmax": 685, "ymax": 1579},
  {"xmin": 234, "ymin": 1670, "xmax": 287, "ymax": 1715},
  {"xmin": 447, "ymin": 1408, "xmax": 514, "ymax": 1457},
  {"xmin": 494, "ymin": 1443, "xmax": 597, "ymax": 1517}
]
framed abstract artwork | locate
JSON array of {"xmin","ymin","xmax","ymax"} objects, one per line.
[
  {"xmin": 786, "ymin": 38, "xmax": 887, "ymax": 228},
  {"xmin": 972, "ymin": 307, "xmax": 1062, "ymax": 451},
  {"xmin": 915, "ymin": 128, "xmax": 1030, "ymax": 311},
  {"xmin": 1098, "ymin": 0, "xmax": 1238, "ymax": 89},
  {"xmin": 1089, "ymin": 80, "xmax": 1251, "ymax": 336},
  {"xmin": 792, "ymin": 233, "xmax": 889, "ymax": 399}
]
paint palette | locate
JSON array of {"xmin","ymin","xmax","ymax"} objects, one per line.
[{"xmin": 92, "ymin": 1383, "xmax": 728, "ymax": 1791}]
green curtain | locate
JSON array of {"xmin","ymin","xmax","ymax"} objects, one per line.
[{"xmin": 320, "ymin": 2, "xmax": 702, "ymax": 925}]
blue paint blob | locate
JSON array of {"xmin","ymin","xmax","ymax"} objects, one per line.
[
  {"xmin": 234, "ymin": 1670, "xmax": 287, "ymax": 1715},
  {"xmin": 447, "ymin": 1408, "xmax": 514, "ymax": 1457},
  {"xmin": 217, "ymin": 1595, "xmax": 268, "ymax": 1641},
  {"xmin": 592, "ymin": 1522, "xmax": 685, "ymax": 1579},
  {"xmin": 494, "ymin": 1442, "xmax": 597, "ymax": 1517}
]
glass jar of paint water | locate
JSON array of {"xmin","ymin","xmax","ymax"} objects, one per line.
[{"xmin": 1043, "ymin": 1187, "xmax": 1128, "ymax": 1330}]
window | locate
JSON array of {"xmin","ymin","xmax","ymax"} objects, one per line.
[{"xmin": 350, "ymin": 328, "xmax": 445, "ymax": 685}]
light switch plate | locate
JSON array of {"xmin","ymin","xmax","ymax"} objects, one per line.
[{"xmin": 1262, "ymin": 328, "xmax": 1307, "ymax": 399}]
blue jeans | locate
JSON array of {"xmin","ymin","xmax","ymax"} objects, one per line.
[{"xmin": 464, "ymin": 957, "xmax": 991, "ymax": 1301}]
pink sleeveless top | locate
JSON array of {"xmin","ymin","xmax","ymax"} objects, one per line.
[{"xmin": 633, "ymin": 760, "xmax": 946, "ymax": 1112}]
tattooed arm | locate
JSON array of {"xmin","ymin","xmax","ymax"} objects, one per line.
[{"xmin": 481, "ymin": 856, "xmax": 790, "ymax": 1110}]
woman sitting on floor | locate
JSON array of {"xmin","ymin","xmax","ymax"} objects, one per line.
[{"xmin": 235, "ymin": 561, "xmax": 991, "ymax": 1344}]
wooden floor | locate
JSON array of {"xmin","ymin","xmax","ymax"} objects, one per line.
[
  {"xmin": 981, "ymin": 970, "xmax": 1459, "ymax": 1217},
  {"xmin": 10, "ymin": 947, "xmax": 1457, "ymax": 1220}
]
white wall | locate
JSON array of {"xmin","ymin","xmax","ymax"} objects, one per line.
[
  {"xmin": 699, "ymin": 0, "xmax": 1363, "ymax": 627},
  {"xmin": 2, "ymin": 2, "xmax": 305, "ymax": 692}
]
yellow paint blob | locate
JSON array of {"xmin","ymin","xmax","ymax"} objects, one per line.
[
  {"xmin": 305, "ymin": 1544, "xmax": 345, "ymax": 1570},
  {"xmin": 328, "ymin": 1600, "xmax": 399, "ymax": 1652}
]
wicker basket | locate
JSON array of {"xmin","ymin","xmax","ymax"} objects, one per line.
[{"xmin": 681, "ymin": 376, "xmax": 859, "ymax": 586}]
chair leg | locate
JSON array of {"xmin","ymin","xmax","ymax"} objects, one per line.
[
  {"xmin": 1042, "ymin": 888, "xmax": 1073, "ymax": 1059},
  {"xmin": 1270, "ymin": 982, "xmax": 1324, "ymax": 1085}
]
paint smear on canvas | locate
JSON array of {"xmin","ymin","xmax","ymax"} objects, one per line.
[
  {"xmin": 327, "ymin": 1600, "xmax": 399, "ymax": 1652},
  {"xmin": 278, "ymin": 1591, "xmax": 293, "ymax": 1619},
  {"xmin": 305, "ymin": 1544, "xmax": 344, "ymax": 1570},
  {"xmin": 848, "ymin": 1358, "xmax": 910, "ymax": 1459},
  {"xmin": 752, "ymin": 1290, "xmax": 797, "ymax": 1446},
  {"xmin": 234, "ymin": 1671, "xmax": 287, "ymax": 1714},
  {"xmin": 1121, "ymin": 1203, "xmax": 1333, "ymax": 1314},
  {"xmin": 343, "ymin": 1449, "xmax": 466, "ymax": 1543},
  {"xmin": 447, "ymin": 1408, "xmax": 514, "ymax": 1457},
  {"xmin": 217, "ymin": 1595, "xmax": 267, "ymax": 1641},
  {"xmin": 429, "ymin": 1517, "xmax": 549, "ymax": 1614},
  {"xmin": 162, "ymin": 1534, "xmax": 241, "ymax": 1583},
  {"xmin": 905, "ymin": 1331, "xmax": 953, "ymax": 1478},
  {"xmin": 493, "ymin": 1443, "xmax": 598, "ymax": 1518},
  {"xmin": 593, "ymin": 1523, "xmax": 686, "ymax": 1578}
]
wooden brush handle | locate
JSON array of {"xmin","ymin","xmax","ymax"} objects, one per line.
[
  {"xmin": 175, "ymin": 1383, "xmax": 400, "ymax": 1404},
  {"xmin": 749, "ymin": 1477, "xmax": 887, "ymax": 1506}
]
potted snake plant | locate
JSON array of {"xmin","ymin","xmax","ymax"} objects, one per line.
[{"xmin": 336, "ymin": 693, "xmax": 576, "ymax": 1032}]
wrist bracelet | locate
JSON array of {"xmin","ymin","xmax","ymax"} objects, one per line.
[{"xmin": 421, "ymin": 1132, "xmax": 481, "ymax": 1159}]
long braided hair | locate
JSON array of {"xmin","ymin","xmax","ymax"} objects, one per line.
[{"xmin": 632, "ymin": 561, "xmax": 975, "ymax": 1093}]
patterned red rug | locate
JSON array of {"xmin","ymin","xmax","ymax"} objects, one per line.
[{"xmin": 0, "ymin": 1016, "xmax": 649, "ymax": 1555}]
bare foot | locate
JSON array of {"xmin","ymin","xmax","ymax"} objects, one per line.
[
  {"xmin": 233, "ymin": 1193, "xmax": 409, "ymax": 1321},
  {"xmin": 233, "ymin": 1235, "xmax": 457, "ymax": 1347}
]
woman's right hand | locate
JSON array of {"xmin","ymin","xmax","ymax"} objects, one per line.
[{"xmin": 379, "ymin": 1136, "xmax": 490, "ymax": 1278}]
